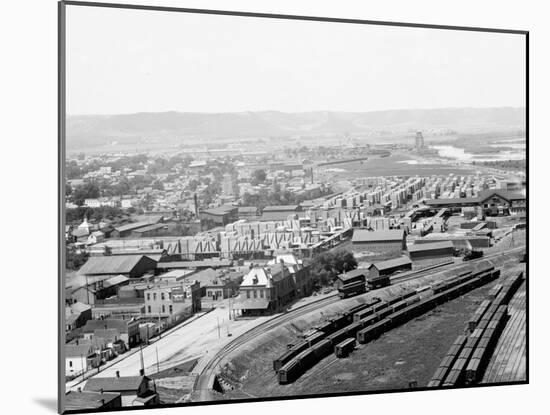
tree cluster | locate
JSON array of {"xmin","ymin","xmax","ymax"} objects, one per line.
[{"xmin": 310, "ymin": 250, "xmax": 357, "ymax": 287}]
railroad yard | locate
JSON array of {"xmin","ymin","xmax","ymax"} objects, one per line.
[{"xmin": 205, "ymin": 251, "xmax": 526, "ymax": 401}]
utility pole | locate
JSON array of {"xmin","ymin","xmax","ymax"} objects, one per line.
[
  {"xmin": 156, "ymin": 346, "xmax": 160, "ymax": 374},
  {"xmin": 139, "ymin": 343, "xmax": 145, "ymax": 376},
  {"xmin": 158, "ymin": 308, "xmax": 162, "ymax": 339},
  {"xmin": 85, "ymin": 274, "xmax": 90, "ymax": 305},
  {"xmin": 81, "ymin": 354, "xmax": 85, "ymax": 381}
]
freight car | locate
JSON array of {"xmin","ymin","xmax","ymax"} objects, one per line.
[
  {"xmin": 428, "ymin": 335, "xmax": 467, "ymax": 387},
  {"xmin": 273, "ymin": 329, "xmax": 329, "ymax": 371},
  {"xmin": 273, "ymin": 340, "xmax": 310, "ymax": 371},
  {"xmin": 311, "ymin": 338, "xmax": 333, "ymax": 360},
  {"xmin": 366, "ymin": 274, "xmax": 391, "ymax": 289},
  {"xmin": 335, "ymin": 338, "xmax": 356, "ymax": 358},
  {"xmin": 356, "ymin": 319, "xmax": 390, "ymax": 344},
  {"xmin": 338, "ymin": 280, "xmax": 367, "ymax": 299},
  {"xmin": 468, "ymin": 300, "xmax": 491, "ymax": 332},
  {"xmin": 278, "ymin": 347, "xmax": 317, "ymax": 384}
]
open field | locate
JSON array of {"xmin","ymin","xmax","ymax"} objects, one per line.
[{"xmin": 319, "ymin": 154, "xmax": 478, "ymax": 179}]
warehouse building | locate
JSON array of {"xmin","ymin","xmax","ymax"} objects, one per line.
[
  {"xmin": 199, "ymin": 205, "xmax": 238, "ymax": 229},
  {"xmin": 368, "ymin": 256, "xmax": 412, "ymax": 279},
  {"xmin": 352, "ymin": 229, "xmax": 406, "ymax": 257},
  {"xmin": 260, "ymin": 205, "xmax": 302, "ymax": 222},
  {"xmin": 408, "ymin": 240, "xmax": 455, "ymax": 261},
  {"xmin": 78, "ymin": 255, "xmax": 158, "ymax": 279}
]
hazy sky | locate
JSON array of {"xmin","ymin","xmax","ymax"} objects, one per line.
[{"xmin": 66, "ymin": 5, "xmax": 526, "ymax": 115}]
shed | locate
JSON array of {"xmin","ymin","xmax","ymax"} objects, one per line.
[
  {"xmin": 368, "ymin": 256, "xmax": 412, "ymax": 279},
  {"xmin": 78, "ymin": 255, "xmax": 158, "ymax": 279},
  {"xmin": 408, "ymin": 241, "xmax": 455, "ymax": 261}
]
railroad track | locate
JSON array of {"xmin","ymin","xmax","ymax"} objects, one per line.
[
  {"xmin": 194, "ymin": 245, "xmax": 526, "ymax": 401},
  {"xmin": 195, "ymin": 293, "xmax": 340, "ymax": 401},
  {"xmin": 391, "ymin": 247, "xmax": 525, "ymax": 285}
]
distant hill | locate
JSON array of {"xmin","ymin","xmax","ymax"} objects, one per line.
[{"xmin": 66, "ymin": 107, "xmax": 525, "ymax": 150}]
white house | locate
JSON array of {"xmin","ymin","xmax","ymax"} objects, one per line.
[{"xmin": 65, "ymin": 343, "xmax": 94, "ymax": 377}]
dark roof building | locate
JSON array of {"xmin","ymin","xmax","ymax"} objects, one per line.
[
  {"xmin": 65, "ymin": 390, "xmax": 122, "ymax": 411},
  {"xmin": 368, "ymin": 256, "xmax": 412, "ymax": 279},
  {"xmin": 260, "ymin": 205, "xmax": 301, "ymax": 222},
  {"xmin": 352, "ymin": 229, "xmax": 406, "ymax": 243},
  {"xmin": 84, "ymin": 375, "xmax": 159, "ymax": 406},
  {"xmin": 157, "ymin": 259, "xmax": 233, "ymax": 270},
  {"xmin": 424, "ymin": 190, "xmax": 526, "ymax": 214},
  {"xmin": 84, "ymin": 376, "xmax": 147, "ymax": 393},
  {"xmin": 408, "ymin": 240, "xmax": 455, "ymax": 261},
  {"xmin": 78, "ymin": 255, "xmax": 157, "ymax": 278},
  {"xmin": 334, "ymin": 268, "xmax": 367, "ymax": 289},
  {"xmin": 352, "ymin": 229, "xmax": 406, "ymax": 258},
  {"xmin": 199, "ymin": 205, "xmax": 238, "ymax": 229}
]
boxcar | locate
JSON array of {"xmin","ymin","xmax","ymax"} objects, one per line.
[
  {"xmin": 367, "ymin": 274, "xmax": 391, "ymax": 289},
  {"xmin": 464, "ymin": 358, "xmax": 481, "ymax": 384},
  {"xmin": 338, "ymin": 280, "xmax": 367, "ymax": 299},
  {"xmin": 335, "ymin": 337, "xmax": 356, "ymax": 358},
  {"xmin": 305, "ymin": 331, "xmax": 326, "ymax": 347},
  {"xmin": 312, "ymin": 339, "xmax": 333, "ymax": 360},
  {"xmin": 356, "ymin": 318, "xmax": 389, "ymax": 344},
  {"xmin": 273, "ymin": 340, "xmax": 309, "ymax": 371}
]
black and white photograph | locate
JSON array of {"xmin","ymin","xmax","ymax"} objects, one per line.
[{"xmin": 58, "ymin": 1, "xmax": 528, "ymax": 413}]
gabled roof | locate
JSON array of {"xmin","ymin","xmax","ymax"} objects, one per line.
[
  {"xmin": 260, "ymin": 211, "xmax": 297, "ymax": 222},
  {"xmin": 84, "ymin": 376, "xmax": 148, "ymax": 393},
  {"xmin": 478, "ymin": 189, "xmax": 525, "ymax": 202},
  {"xmin": 78, "ymin": 255, "xmax": 155, "ymax": 276},
  {"xmin": 262, "ymin": 205, "xmax": 299, "ymax": 212},
  {"xmin": 82, "ymin": 319, "xmax": 134, "ymax": 334},
  {"xmin": 114, "ymin": 221, "xmax": 157, "ymax": 233},
  {"xmin": 186, "ymin": 268, "xmax": 221, "ymax": 285},
  {"xmin": 409, "ymin": 241, "xmax": 455, "ymax": 252},
  {"xmin": 369, "ymin": 256, "xmax": 412, "ymax": 271},
  {"xmin": 201, "ymin": 205, "xmax": 237, "ymax": 216},
  {"xmin": 131, "ymin": 223, "xmax": 167, "ymax": 233},
  {"xmin": 65, "ymin": 390, "xmax": 121, "ymax": 410},
  {"xmin": 425, "ymin": 197, "xmax": 479, "ymax": 206},
  {"xmin": 70, "ymin": 301, "xmax": 92, "ymax": 313},
  {"xmin": 103, "ymin": 274, "xmax": 130, "ymax": 288},
  {"xmin": 238, "ymin": 206, "xmax": 258, "ymax": 213},
  {"xmin": 337, "ymin": 268, "xmax": 368, "ymax": 282},
  {"xmin": 72, "ymin": 228, "xmax": 90, "ymax": 238},
  {"xmin": 65, "ymin": 343, "xmax": 94, "ymax": 358},
  {"xmin": 156, "ymin": 259, "xmax": 233, "ymax": 269},
  {"xmin": 352, "ymin": 229, "xmax": 405, "ymax": 243}
]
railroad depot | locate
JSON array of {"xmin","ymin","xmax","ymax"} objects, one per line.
[{"xmin": 233, "ymin": 254, "xmax": 313, "ymax": 315}]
